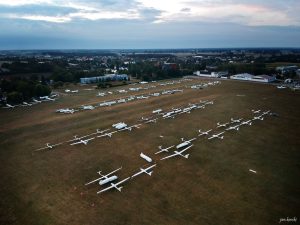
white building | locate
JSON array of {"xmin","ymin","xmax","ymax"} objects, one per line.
[
  {"xmin": 230, "ymin": 73, "xmax": 253, "ymax": 81},
  {"xmin": 251, "ymin": 75, "xmax": 276, "ymax": 83},
  {"xmin": 193, "ymin": 70, "xmax": 218, "ymax": 78},
  {"xmin": 230, "ymin": 73, "xmax": 275, "ymax": 83},
  {"xmin": 193, "ymin": 71, "xmax": 228, "ymax": 78},
  {"xmin": 276, "ymin": 65, "xmax": 298, "ymax": 74},
  {"xmin": 80, "ymin": 74, "xmax": 128, "ymax": 84}
]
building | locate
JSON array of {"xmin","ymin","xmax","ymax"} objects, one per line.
[
  {"xmin": 276, "ymin": 65, "xmax": 298, "ymax": 74},
  {"xmin": 251, "ymin": 75, "xmax": 276, "ymax": 83},
  {"xmin": 193, "ymin": 70, "xmax": 228, "ymax": 78},
  {"xmin": 162, "ymin": 62, "xmax": 177, "ymax": 70},
  {"xmin": 212, "ymin": 71, "xmax": 229, "ymax": 78},
  {"xmin": 296, "ymin": 69, "xmax": 300, "ymax": 77},
  {"xmin": 230, "ymin": 73, "xmax": 275, "ymax": 83},
  {"xmin": 206, "ymin": 65, "xmax": 218, "ymax": 70},
  {"xmin": 80, "ymin": 74, "xmax": 128, "ymax": 84},
  {"xmin": 193, "ymin": 70, "xmax": 217, "ymax": 78},
  {"xmin": 230, "ymin": 73, "xmax": 253, "ymax": 81}
]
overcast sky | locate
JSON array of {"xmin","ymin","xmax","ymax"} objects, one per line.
[{"xmin": 0, "ymin": 0, "xmax": 299, "ymax": 49}]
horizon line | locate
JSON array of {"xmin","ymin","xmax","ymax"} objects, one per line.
[{"xmin": 1, "ymin": 47, "xmax": 300, "ymax": 52}]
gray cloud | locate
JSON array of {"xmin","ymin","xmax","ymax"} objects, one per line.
[
  {"xmin": 0, "ymin": 5, "xmax": 76, "ymax": 15},
  {"xmin": 0, "ymin": 0, "xmax": 299, "ymax": 26},
  {"xmin": 0, "ymin": 0, "xmax": 299, "ymax": 49},
  {"xmin": 181, "ymin": 8, "xmax": 191, "ymax": 12}
]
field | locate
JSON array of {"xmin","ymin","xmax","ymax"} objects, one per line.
[
  {"xmin": 0, "ymin": 78, "xmax": 299, "ymax": 225},
  {"xmin": 265, "ymin": 62, "xmax": 300, "ymax": 69}
]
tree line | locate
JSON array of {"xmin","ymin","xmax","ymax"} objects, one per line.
[{"xmin": 0, "ymin": 77, "xmax": 51, "ymax": 104}]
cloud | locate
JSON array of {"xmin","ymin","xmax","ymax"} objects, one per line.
[
  {"xmin": 0, "ymin": 0, "xmax": 299, "ymax": 49},
  {"xmin": 69, "ymin": 10, "xmax": 140, "ymax": 21},
  {"xmin": 6, "ymin": 14, "xmax": 71, "ymax": 23},
  {"xmin": 181, "ymin": 8, "xmax": 191, "ymax": 12},
  {"xmin": 0, "ymin": 0, "xmax": 50, "ymax": 6},
  {"xmin": 144, "ymin": 0, "xmax": 300, "ymax": 26},
  {"xmin": 0, "ymin": 1, "xmax": 144, "ymax": 23},
  {"xmin": 0, "ymin": 0, "xmax": 299, "ymax": 27},
  {"xmin": 1, "ymin": 19, "xmax": 299, "ymax": 49},
  {"xmin": 0, "ymin": 4, "xmax": 76, "ymax": 16}
]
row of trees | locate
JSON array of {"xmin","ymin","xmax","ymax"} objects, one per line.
[
  {"xmin": 50, "ymin": 67, "xmax": 108, "ymax": 83},
  {"xmin": 2, "ymin": 60, "xmax": 54, "ymax": 74},
  {"xmin": 217, "ymin": 63, "xmax": 276, "ymax": 75},
  {"xmin": 128, "ymin": 62, "xmax": 181, "ymax": 81},
  {"xmin": 0, "ymin": 78, "xmax": 51, "ymax": 104},
  {"xmin": 2, "ymin": 62, "xmax": 291, "ymax": 83},
  {"xmin": 2, "ymin": 57, "xmax": 297, "ymax": 97},
  {"xmin": 49, "ymin": 62, "xmax": 182, "ymax": 83}
]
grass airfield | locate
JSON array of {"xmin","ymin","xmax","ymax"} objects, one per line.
[{"xmin": 0, "ymin": 78, "xmax": 299, "ymax": 225}]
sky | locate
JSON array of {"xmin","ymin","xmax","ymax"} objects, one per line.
[{"xmin": 0, "ymin": 0, "xmax": 299, "ymax": 49}]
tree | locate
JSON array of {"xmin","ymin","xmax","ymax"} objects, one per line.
[
  {"xmin": 0, "ymin": 80, "xmax": 14, "ymax": 92},
  {"xmin": 7, "ymin": 91, "xmax": 23, "ymax": 104},
  {"xmin": 30, "ymin": 74, "xmax": 39, "ymax": 82},
  {"xmin": 35, "ymin": 84, "xmax": 51, "ymax": 97},
  {"xmin": 16, "ymin": 80, "xmax": 35, "ymax": 99},
  {"xmin": 52, "ymin": 81, "xmax": 64, "ymax": 89},
  {"xmin": 1, "ymin": 76, "xmax": 52, "ymax": 102},
  {"xmin": 41, "ymin": 75, "xmax": 47, "ymax": 85}
]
